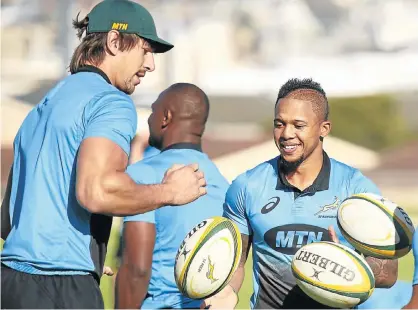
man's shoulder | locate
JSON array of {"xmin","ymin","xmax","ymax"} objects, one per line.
[
  {"xmin": 64, "ymin": 73, "xmax": 133, "ymax": 104},
  {"xmin": 244, "ymin": 156, "xmax": 278, "ymax": 178},
  {"xmin": 329, "ymin": 157, "xmax": 363, "ymax": 180},
  {"xmin": 329, "ymin": 156, "xmax": 379, "ymax": 194},
  {"xmin": 231, "ymin": 156, "xmax": 279, "ymax": 189},
  {"xmin": 126, "ymin": 160, "xmax": 157, "ymax": 184}
]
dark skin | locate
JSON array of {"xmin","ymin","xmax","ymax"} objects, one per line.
[
  {"xmin": 202, "ymin": 91, "xmax": 397, "ymax": 308},
  {"xmin": 115, "ymin": 83, "xmax": 209, "ymax": 309}
]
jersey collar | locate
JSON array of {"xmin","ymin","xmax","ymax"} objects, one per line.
[
  {"xmin": 162, "ymin": 143, "xmax": 202, "ymax": 153},
  {"xmin": 276, "ymin": 151, "xmax": 331, "ymax": 194},
  {"xmin": 74, "ymin": 65, "xmax": 112, "ymax": 85}
]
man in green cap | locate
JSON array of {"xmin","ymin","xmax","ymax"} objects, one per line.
[{"xmin": 1, "ymin": 1, "xmax": 206, "ymax": 309}]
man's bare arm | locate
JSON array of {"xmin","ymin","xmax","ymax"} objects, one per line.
[
  {"xmin": 228, "ymin": 234, "xmax": 252, "ymax": 293},
  {"xmin": 1, "ymin": 167, "xmax": 13, "ymax": 240},
  {"xmin": 200, "ymin": 234, "xmax": 252, "ymax": 309},
  {"xmin": 365, "ymin": 257, "xmax": 398, "ymax": 288},
  {"xmin": 115, "ymin": 221, "xmax": 155, "ymax": 309},
  {"xmin": 403, "ymin": 285, "xmax": 418, "ymax": 309},
  {"xmin": 76, "ymin": 137, "xmax": 206, "ymax": 216},
  {"xmin": 329, "ymin": 226, "xmax": 398, "ymax": 288}
]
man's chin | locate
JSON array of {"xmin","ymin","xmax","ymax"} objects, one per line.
[
  {"xmin": 280, "ymin": 155, "xmax": 304, "ymax": 173},
  {"xmin": 148, "ymin": 138, "xmax": 161, "ymax": 150}
]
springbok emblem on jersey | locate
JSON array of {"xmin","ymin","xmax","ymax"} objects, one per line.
[
  {"xmin": 315, "ymin": 196, "xmax": 340, "ymax": 217},
  {"xmin": 206, "ymin": 256, "xmax": 218, "ymax": 284}
]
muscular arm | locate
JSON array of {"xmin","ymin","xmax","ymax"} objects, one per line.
[
  {"xmin": 365, "ymin": 256, "xmax": 398, "ymax": 288},
  {"xmin": 329, "ymin": 226, "xmax": 398, "ymax": 288},
  {"xmin": 403, "ymin": 285, "xmax": 418, "ymax": 309},
  {"xmin": 115, "ymin": 221, "xmax": 155, "ymax": 309},
  {"xmin": 228, "ymin": 234, "xmax": 252, "ymax": 293},
  {"xmin": 1, "ymin": 167, "xmax": 13, "ymax": 240},
  {"xmin": 76, "ymin": 137, "xmax": 173, "ymax": 216}
]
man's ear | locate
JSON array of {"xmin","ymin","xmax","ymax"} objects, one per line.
[
  {"xmin": 106, "ymin": 30, "xmax": 120, "ymax": 56},
  {"xmin": 162, "ymin": 109, "xmax": 172, "ymax": 128},
  {"xmin": 320, "ymin": 120, "xmax": 331, "ymax": 140}
]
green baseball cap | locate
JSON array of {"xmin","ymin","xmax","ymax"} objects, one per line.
[{"xmin": 86, "ymin": 0, "xmax": 173, "ymax": 53}]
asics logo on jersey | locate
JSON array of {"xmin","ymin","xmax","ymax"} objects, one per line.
[
  {"xmin": 315, "ymin": 196, "xmax": 340, "ymax": 218},
  {"xmin": 261, "ymin": 197, "xmax": 280, "ymax": 214},
  {"xmin": 264, "ymin": 224, "xmax": 331, "ymax": 255},
  {"xmin": 206, "ymin": 256, "xmax": 218, "ymax": 284}
]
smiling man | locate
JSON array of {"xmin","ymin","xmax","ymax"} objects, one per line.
[{"xmin": 201, "ymin": 78, "xmax": 398, "ymax": 309}]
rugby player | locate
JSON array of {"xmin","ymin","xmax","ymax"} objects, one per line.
[
  {"xmin": 1, "ymin": 1, "xmax": 206, "ymax": 308},
  {"xmin": 116, "ymin": 83, "xmax": 229, "ymax": 309},
  {"xmin": 201, "ymin": 78, "xmax": 398, "ymax": 309}
]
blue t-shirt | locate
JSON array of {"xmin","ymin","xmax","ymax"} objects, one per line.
[
  {"xmin": 143, "ymin": 146, "xmax": 160, "ymax": 159},
  {"xmin": 224, "ymin": 153, "xmax": 381, "ymax": 309},
  {"xmin": 358, "ymin": 280, "xmax": 413, "ymax": 309},
  {"xmin": 1, "ymin": 68, "xmax": 137, "ymax": 280},
  {"xmin": 124, "ymin": 144, "xmax": 229, "ymax": 309},
  {"xmin": 413, "ymin": 227, "xmax": 418, "ymax": 285}
]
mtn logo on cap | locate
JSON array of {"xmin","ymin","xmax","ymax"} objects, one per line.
[{"xmin": 111, "ymin": 22, "xmax": 128, "ymax": 31}]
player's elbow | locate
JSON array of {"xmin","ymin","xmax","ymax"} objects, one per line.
[
  {"xmin": 76, "ymin": 177, "xmax": 107, "ymax": 214},
  {"xmin": 376, "ymin": 275, "xmax": 397, "ymax": 288},
  {"xmin": 128, "ymin": 263, "xmax": 151, "ymax": 279},
  {"xmin": 376, "ymin": 267, "xmax": 398, "ymax": 288}
]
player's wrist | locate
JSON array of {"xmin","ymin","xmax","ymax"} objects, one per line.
[
  {"xmin": 226, "ymin": 284, "xmax": 239, "ymax": 303},
  {"xmin": 227, "ymin": 284, "xmax": 239, "ymax": 306},
  {"xmin": 159, "ymin": 183, "xmax": 175, "ymax": 206}
]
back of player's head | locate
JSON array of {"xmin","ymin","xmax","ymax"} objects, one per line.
[
  {"xmin": 276, "ymin": 78, "xmax": 329, "ymax": 121},
  {"xmin": 165, "ymin": 83, "xmax": 210, "ymax": 126}
]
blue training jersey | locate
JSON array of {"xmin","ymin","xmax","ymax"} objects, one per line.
[
  {"xmin": 357, "ymin": 280, "xmax": 412, "ymax": 309},
  {"xmin": 124, "ymin": 143, "xmax": 229, "ymax": 309},
  {"xmin": 414, "ymin": 227, "xmax": 418, "ymax": 285},
  {"xmin": 1, "ymin": 67, "xmax": 137, "ymax": 280},
  {"xmin": 143, "ymin": 145, "xmax": 160, "ymax": 159},
  {"xmin": 224, "ymin": 152, "xmax": 381, "ymax": 309}
]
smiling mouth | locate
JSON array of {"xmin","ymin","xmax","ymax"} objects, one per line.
[{"xmin": 280, "ymin": 143, "xmax": 301, "ymax": 154}]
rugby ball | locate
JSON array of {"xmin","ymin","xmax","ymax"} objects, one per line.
[
  {"xmin": 174, "ymin": 216, "xmax": 242, "ymax": 299},
  {"xmin": 292, "ymin": 241, "xmax": 375, "ymax": 308},
  {"xmin": 337, "ymin": 193, "xmax": 415, "ymax": 259}
]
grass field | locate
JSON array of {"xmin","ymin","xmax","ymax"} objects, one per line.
[{"xmin": 100, "ymin": 204, "xmax": 417, "ymax": 309}]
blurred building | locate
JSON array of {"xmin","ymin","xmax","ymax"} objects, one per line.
[{"xmin": 1, "ymin": 0, "xmax": 418, "ymax": 207}]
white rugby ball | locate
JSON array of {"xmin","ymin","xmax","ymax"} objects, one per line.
[
  {"xmin": 291, "ymin": 241, "xmax": 375, "ymax": 308},
  {"xmin": 337, "ymin": 193, "xmax": 415, "ymax": 259},
  {"xmin": 174, "ymin": 216, "xmax": 242, "ymax": 299}
]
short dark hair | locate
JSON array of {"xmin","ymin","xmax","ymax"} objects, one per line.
[
  {"xmin": 276, "ymin": 78, "xmax": 329, "ymax": 121},
  {"xmin": 169, "ymin": 83, "xmax": 210, "ymax": 124}
]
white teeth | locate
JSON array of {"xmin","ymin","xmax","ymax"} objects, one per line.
[{"xmin": 284, "ymin": 145, "xmax": 297, "ymax": 150}]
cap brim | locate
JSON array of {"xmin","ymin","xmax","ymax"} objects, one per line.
[{"xmin": 140, "ymin": 34, "xmax": 174, "ymax": 53}]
